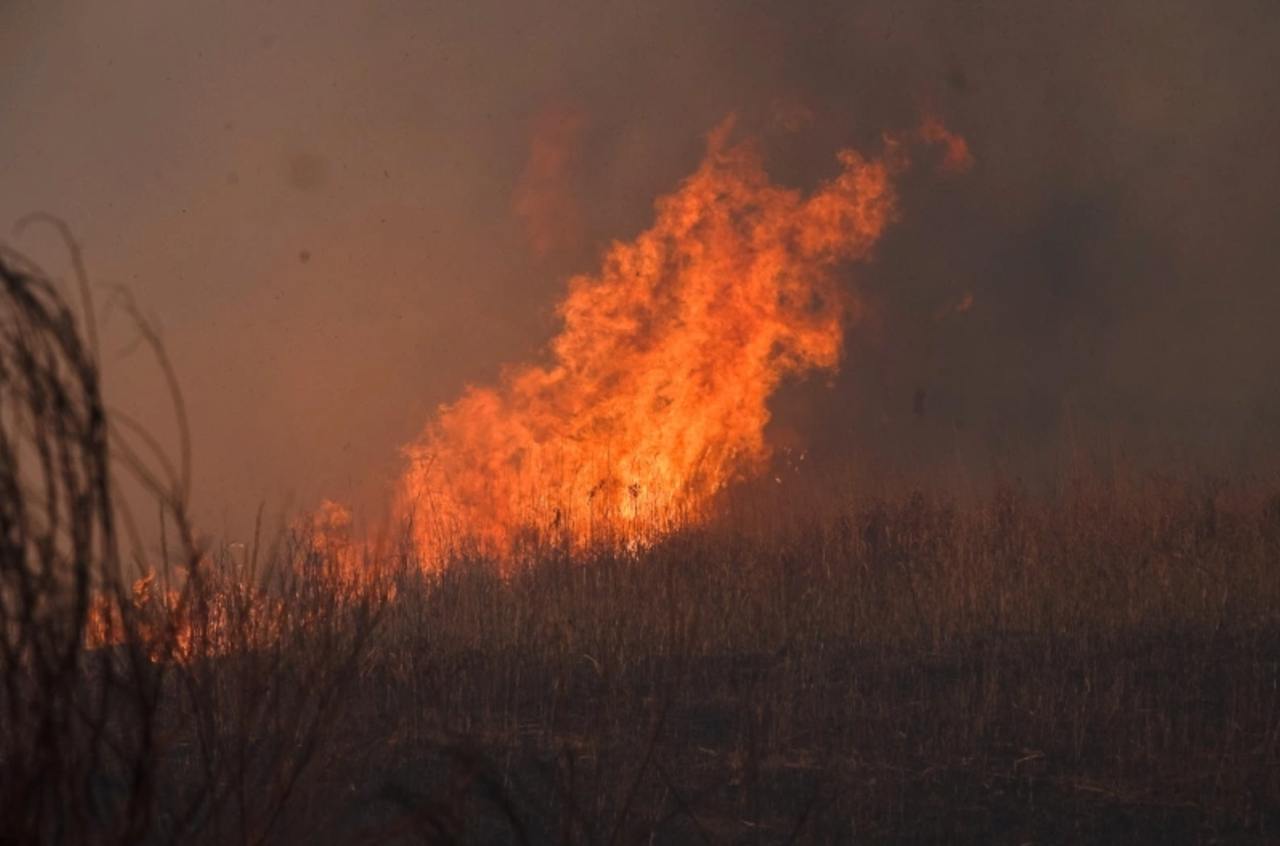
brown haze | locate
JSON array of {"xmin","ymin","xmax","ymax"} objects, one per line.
[{"xmin": 2, "ymin": 0, "xmax": 1278, "ymax": 535}]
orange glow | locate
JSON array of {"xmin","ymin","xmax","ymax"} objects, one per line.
[
  {"xmin": 919, "ymin": 115, "xmax": 973, "ymax": 174},
  {"xmin": 398, "ymin": 118, "xmax": 970, "ymax": 566}
]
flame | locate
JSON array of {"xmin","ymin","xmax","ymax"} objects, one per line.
[
  {"xmin": 83, "ymin": 117, "xmax": 967, "ymax": 659},
  {"xmin": 399, "ymin": 117, "xmax": 968, "ymax": 566},
  {"xmin": 919, "ymin": 114, "xmax": 973, "ymax": 174}
]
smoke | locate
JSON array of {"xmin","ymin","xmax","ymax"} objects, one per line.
[
  {"xmin": 513, "ymin": 104, "xmax": 589, "ymax": 257},
  {"xmin": 3, "ymin": 0, "xmax": 1278, "ymax": 530}
]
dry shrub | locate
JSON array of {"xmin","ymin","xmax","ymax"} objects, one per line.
[{"xmin": 0, "ymin": 240, "xmax": 385, "ymax": 845}]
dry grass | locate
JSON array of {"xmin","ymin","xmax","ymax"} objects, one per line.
[
  {"xmin": 3, "ymin": 245, "xmax": 1279, "ymax": 843},
  {"xmin": 336, "ymin": 475, "xmax": 1280, "ymax": 843}
]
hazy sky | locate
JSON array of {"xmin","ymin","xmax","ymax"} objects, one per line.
[{"xmin": 4, "ymin": 0, "xmax": 1278, "ymax": 531}]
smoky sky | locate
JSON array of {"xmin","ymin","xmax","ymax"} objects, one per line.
[{"xmin": 3, "ymin": 0, "xmax": 1278, "ymax": 530}]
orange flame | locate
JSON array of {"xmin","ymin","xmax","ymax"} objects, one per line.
[{"xmin": 399, "ymin": 118, "xmax": 968, "ymax": 566}]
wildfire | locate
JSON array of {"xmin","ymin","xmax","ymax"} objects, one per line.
[
  {"xmin": 397, "ymin": 117, "xmax": 970, "ymax": 566},
  {"xmin": 84, "ymin": 503, "xmax": 379, "ymax": 662}
]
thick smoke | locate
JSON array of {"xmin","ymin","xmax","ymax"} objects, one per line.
[{"xmin": 2, "ymin": 0, "xmax": 1277, "ymax": 530}]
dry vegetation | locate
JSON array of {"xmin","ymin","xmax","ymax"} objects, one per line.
[
  {"xmin": 349, "ymin": 476, "xmax": 1280, "ymax": 843},
  {"xmin": 3, "ymin": 250, "xmax": 1279, "ymax": 843}
]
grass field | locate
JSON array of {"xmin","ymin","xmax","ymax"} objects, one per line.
[
  {"xmin": 4, "ymin": 253, "xmax": 1280, "ymax": 844},
  {"xmin": 293, "ymin": 476, "xmax": 1280, "ymax": 843}
]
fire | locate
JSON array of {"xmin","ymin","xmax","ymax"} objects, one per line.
[
  {"xmin": 84, "ymin": 502, "xmax": 381, "ymax": 662},
  {"xmin": 399, "ymin": 117, "xmax": 969, "ymax": 566}
]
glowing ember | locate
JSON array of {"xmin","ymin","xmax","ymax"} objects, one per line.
[{"xmin": 398, "ymin": 118, "xmax": 969, "ymax": 565}]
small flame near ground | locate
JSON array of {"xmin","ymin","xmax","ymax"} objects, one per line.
[{"xmin": 396, "ymin": 116, "xmax": 971, "ymax": 567}]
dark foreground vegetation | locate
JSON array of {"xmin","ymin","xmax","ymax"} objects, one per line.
[
  {"xmin": 3, "ymin": 249, "xmax": 1279, "ymax": 844},
  {"xmin": 338, "ymin": 478, "xmax": 1280, "ymax": 844}
]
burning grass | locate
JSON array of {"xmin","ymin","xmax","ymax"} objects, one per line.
[
  {"xmin": 4, "ymin": 241, "xmax": 1279, "ymax": 842},
  {"xmin": 24, "ymin": 474, "xmax": 1280, "ymax": 842},
  {"xmin": 396, "ymin": 118, "xmax": 970, "ymax": 567}
]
